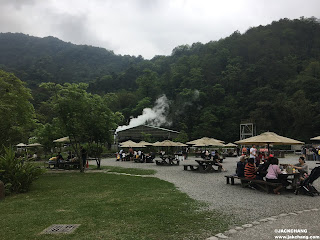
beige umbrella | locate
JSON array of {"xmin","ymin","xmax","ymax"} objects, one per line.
[
  {"xmin": 120, "ymin": 140, "xmax": 145, "ymax": 148},
  {"xmin": 187, "ymin": 137, "xmax": 224, "ymax": 145},
  {"xmin": 235, "ymin": 131, "xmax": 304, "ymax": 151},
  {"xmin": 175, "ymin": 142, "xmax": 188, "ymax": 147},
  {"xmin": 138, "ymin": 141, "xmax": 153, "ymax": 146},
  {"xmin": 224, "ymin": 143, "xmax": 237, "ymax": 147},
  {"xmin": 311, "ymin": 136, "xmax": 320, "ymax": 141},
  {"xmin": 27, "ymin": 143, "xmax": 42, "ymax": 147},
  {"xmin": 53, "ymin": 136, "xmax": 70, "ymax": 143},
  {"xmin": 189, "ymin": 137, "xmax": 225, "ymax": 147},
  {"xmin": 153, "ymin": 140, "xmax": 182, "ymax": 147},
  {"xmin": 16, "ymin": 143, "xmax": 27, "ymax": 147}
]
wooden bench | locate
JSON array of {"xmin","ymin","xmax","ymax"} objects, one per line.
[
  {"xmin": 183, "ymin": 164, "xmax": 200, "ymax": 171},
  {"xmin": 225, "ymin": 175, "xmax": 282, "ymax": 193},
  {"xmin": 155, "ymin": 157, "xmax": 179, "ymax": 166}
]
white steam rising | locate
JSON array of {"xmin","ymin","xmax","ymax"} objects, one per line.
[{"xmin": 116, "ymin": 95, "xmax": 170, "ymax": 132}]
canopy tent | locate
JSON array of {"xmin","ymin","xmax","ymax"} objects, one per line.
[
  {"xmin": 235, "ymin": 131, "xmax": 304, "ymax": 151},
  {"xmin": 310, "ymin": 136, "xmax": 320, "ymax": 141},
  {"xmin": 53, "ymin": 136, "xmax": 70, "ymax": 143}
]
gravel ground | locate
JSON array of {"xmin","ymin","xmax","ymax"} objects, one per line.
[{"xmin": 95, "ymin": 155, "xmax": 320, "ymax": 224}]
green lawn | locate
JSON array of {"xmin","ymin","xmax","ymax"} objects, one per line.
[{"xmin": 0, "ymin": 172, "xmax": 231, "ymax": 240}]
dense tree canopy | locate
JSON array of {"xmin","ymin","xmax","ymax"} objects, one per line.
[{"xmin": 0, "ymin": 70, "xmax": 35, "ymax": 146}]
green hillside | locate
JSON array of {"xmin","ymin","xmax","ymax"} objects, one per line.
[{"xmin": 1, "ymin": 17, "xmax": 320, "ymax": 143}]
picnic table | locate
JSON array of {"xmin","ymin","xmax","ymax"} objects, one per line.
[
  {"xmin": 225, "ymin": 172, "xmax": 300, "ymax": 193},
  {"xmin": 278, "ymin": 172, "xmax": 300, "ymax": 190},
  {"xmin": 47, "ymin": 160, "xmax": 80, "ymax": 169},
  {"xmin": 155, "ymin": 155, "xmax": 179, "ymax": 166},
  {"xmin": 184, "ymin": 159, "xmax": 221, "ymax": 173}
]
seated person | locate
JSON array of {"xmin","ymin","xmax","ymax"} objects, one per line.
[
  {"xmin": 56, "ymin": 152, "xmax": 64, "ymax": 161},
  {"xmin": 256, "ymin": 158, "xmax": 270, "ymax": 179},
  {"xmin": 266, "ymin": 157, "xmax": 288, "ymax": 194},
  {"xmin": 236, "ymin": 155, "xmax": 246, "ymax": 177},
  {"xmin": 290, "ymin": 156, "xmax": 308, "ymax": 180},
  {"xmin": 67, "ymin": 152, "xmax": 74, "ymax": 161},
  {"xmin": 213, "ymin": 153, "xmax": 226, "ymax": 171},
  {"xmin": 244, "ymin": 158, "xmax": 257, "ymax": 179}
]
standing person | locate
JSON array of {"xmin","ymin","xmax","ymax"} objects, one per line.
[
  {"xmin": 242, "ymin": 146, "xmax": 247, "ymax": 156},
  {"xmin": 80, "ymin": 146, "xmax": 87, "ymax": 170},
  {"xmin": 237, "ymin": 147, "xmax": 240, "ymax": 156},
  {"xmin": 250, "ymin": 145, "xmax": 257, "ymax": 159},
  {"xmin": 119, "ymin": 149, "xmax": 123, "ymax": 161}
]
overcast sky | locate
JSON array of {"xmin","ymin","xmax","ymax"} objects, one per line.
[{"xmin": 1, "ymin": 0, "xmax": 319, "ymax": 59}]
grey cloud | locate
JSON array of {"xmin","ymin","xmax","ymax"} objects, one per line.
[{"xmin": 2, "ymin": 0, "xmax": 37, "ymax": 10}]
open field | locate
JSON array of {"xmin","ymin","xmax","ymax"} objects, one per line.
[{"xmin": 0, "ymin": 171, "xmax": 230, "ymax": 240}]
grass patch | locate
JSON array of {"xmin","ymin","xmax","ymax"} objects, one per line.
[
  {"xmin": 0, "ymin": 172, "xmax": 231, "ymax": 240},
  {"xmin": 90, "ymin": 165, "xmax": 156, "ymax": 175}
]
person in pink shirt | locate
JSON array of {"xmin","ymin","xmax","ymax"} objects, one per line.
[{"xmin": 266, "ymin": 157, "xmax": 283, "ymax": 195}]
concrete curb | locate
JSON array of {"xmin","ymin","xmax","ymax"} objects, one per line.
[{"xmin": 206, "ymin": 208, "xmax": 319, "ymax": 239}]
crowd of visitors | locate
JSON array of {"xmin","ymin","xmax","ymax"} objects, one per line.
[{"xmin": 235, "ymin": 145, "xmax": 309, "ymax": 195}]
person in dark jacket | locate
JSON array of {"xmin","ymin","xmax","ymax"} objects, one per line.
[{"xmin": 236, "ymin": 155, "xmax": 246, "ymax": 177}]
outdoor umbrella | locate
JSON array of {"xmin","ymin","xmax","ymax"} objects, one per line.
[
  {"xmin": 153, "ymin": 140, "xmax": 183, "ymax": 155},
  {"xmin": 187, "ymin": 137, "xmax": 224, "ymax": 145},
  {"xmin": 16, "ymin": 143, "xmax": 27, "ymax": 147},
  {"xmin": 224, "ymin": 143, "xmax": 237, "ymax": 147},
  {"xmin": 27, "ymin": 143, "xmax": 42, "ymax": 147},
  {"xmin": 53, "ymin": 136, "xmax": 70, "ymax": 143},
  {"xmin": 138, "ymin": 141, "xmax": 153, "ymax": 146},
  {"xmin": 188, "ymin": 137, "xmax": 225, "ymax": 147},
  {"xmin": 235, "ymin": 131, "xmax": 304, "ymax": 151},
  {"xmin": 120, "ymin": 140, "xmax": 145, "ymax": 148},
  {"xmin": 310, "ymin": 136, "xmax": 320, "ymax": 141}
]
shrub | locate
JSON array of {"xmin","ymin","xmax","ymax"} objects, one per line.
[{"xmin": 0, "ymin": 146, "xmax": 44, "ymax": 194}]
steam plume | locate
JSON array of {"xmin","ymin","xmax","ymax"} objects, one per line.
[{"xmin": 116, "ymin": 95, "xmax": 170, "ymax": 132}]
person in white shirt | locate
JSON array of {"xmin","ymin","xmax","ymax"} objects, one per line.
[{"xmin": 250, "ymin": 145, "xmax": 257, "ymax": 159}]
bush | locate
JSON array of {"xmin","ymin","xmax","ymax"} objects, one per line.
[{"xmin": 0, "ymin": 146, "xmax": 44, "ymax": 194}]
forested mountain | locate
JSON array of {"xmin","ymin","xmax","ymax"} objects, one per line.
[
  {"xmin": 0, "ymin": 33, "xmax": 144, "ymax": 88},
  {"xmin": 1, "ymin": 17, "xmax": 320, "ymax": 143}
]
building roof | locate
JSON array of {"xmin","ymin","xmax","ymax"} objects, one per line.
[{"xmin": 117, "ymin": 124, "xmax": 179, "ymax": 133}]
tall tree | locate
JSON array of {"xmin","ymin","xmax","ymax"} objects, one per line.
[{"xmin": 0, "ymin": 70, "xmax": 35, "ymax": 146}]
